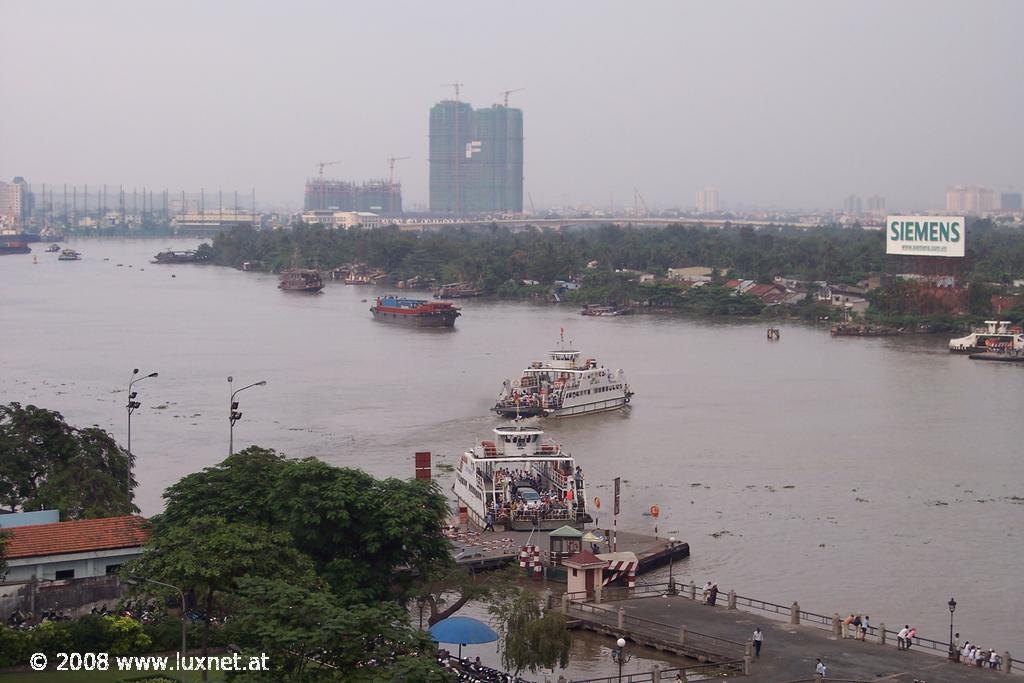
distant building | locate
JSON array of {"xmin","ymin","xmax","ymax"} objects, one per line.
[
  {"xmin": 1, "ymin": 516, "xmax": 148, "ymax": 584},
  {"xmin": 429, "ymin": 100, "xmax": 523, "ymax": 214},
  {"xmin": 0, "ymin": 177, "xmax": 30, "ymax": 227},
  {"xmin": 696, "ymin": 187, "xmax": 719, "ymax": 213},
  {"xmin": 1000, "ymin": 192, "xmax": 1022, "ymax": 211},
  {"xmin": 843, "ymin": 194, "xmax": 863, "ymax": 214},
  {"xmin": 946, "ymin": 185, "xmax": 994, "ymax": 214},
  {"xmin": 866, "ymin": 195, "xmax": 886, "ymax": 214},
  {"xmin": 300, "ymin": 210, "xmax": 381, "ymax": 229},
  {"xmin": 172, "ymin": 208, "xmax": 261, "ymax": 234},
  {"xmin": 668, "ymin": 266, "xmax": 714, "ymax": 282},
  {"xmin": 304, "ymin": 179, "xmax": 401, "ymax": 214}
]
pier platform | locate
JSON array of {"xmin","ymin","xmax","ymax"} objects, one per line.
[{"xmin": 561, "ymin": 586, "xmax": 1015, "ymax": 682}]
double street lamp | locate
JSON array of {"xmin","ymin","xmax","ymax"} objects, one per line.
[
  {"xmin": 612, "ymin": 637, "xmax": 631, "ymax": 682},
  {"xmin": 948, "ymin": 597, "xmax": 957, "ymax": 661},
  {"xmin": 127, "ymin": 369, "xmax": 158, "ymax": 459},
  {"xmin": 228, "ymin": 376, "xmax": 267, "ymax": 456}
]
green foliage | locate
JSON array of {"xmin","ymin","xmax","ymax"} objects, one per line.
[
  {"xmin": 224, "ymin": 577, "xmax": 451, "ymax": 682},
  {"xmin": 0, "ymin": 402, "xmax": 137, "ymax": 519},
  {"xmin": 156, "ymin": 448, "xmax": 451, "ymax": 603},
  {"xmin": 488, "ymin": 589, "xmax": 572, "ymax": 675},
  {"xmin": 967, "ymin": 278, "xmax": 996, "ymax": 316},
  {"xmin": 0, "ymin": 529, "xmax": 8, "ymax": 581},
  {"xmin": 0, "ymin": 616, "xmax": 152, "ymax": 668}
]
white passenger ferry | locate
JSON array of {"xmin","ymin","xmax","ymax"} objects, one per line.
[
  {"xmin": 453, "ymin": 425, "xmax": 591, "ymax": 531},
  {"xmin": 493, "ymin": 344, "xmax": 632, "ymax": 418},
  {"xmin": 949, "ymin": 321, "xmax": 1024, "ymax": 353}
]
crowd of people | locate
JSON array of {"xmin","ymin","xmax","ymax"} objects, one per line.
[
  {"xmin": 436, "ymin": 651, "xmax": 530, "ymax": 683},
  {"xmin": 959, "ymin": 639, "xmax": 1003, "ymax": 669}
]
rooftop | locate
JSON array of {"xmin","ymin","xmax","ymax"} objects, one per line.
[{"xmin": 3, "ymin": 516, "xmax": 149, "ymax": 560}]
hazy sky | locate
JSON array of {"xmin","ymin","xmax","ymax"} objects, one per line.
[{"xmin": 2, "ymin": 1, "xmax": 1021, "ymax": 212}]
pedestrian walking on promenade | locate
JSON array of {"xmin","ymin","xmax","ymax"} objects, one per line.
[
  {"xmin": 752, "ymin": 627, "xmax": 763, "ymax": 657},
  {"xmin": 815, "ymin": 658, "xmax": 827, "ymax": 678}
]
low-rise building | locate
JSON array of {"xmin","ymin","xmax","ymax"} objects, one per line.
[
  {"xmin": 667, "ymin": 266, "xmax": 714, "ymax": 282},
  {"xmin": 1, "ymin": 516, "xmax": 149, "ymax": 585},
  {"xmin": 299, "ymin": 210, "xmax": 381, "ymax": 230}
]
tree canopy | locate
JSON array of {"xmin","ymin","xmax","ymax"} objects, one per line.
[{"xmin": 0, "ymin": 402, "xmax": 137, "ymax": 519}]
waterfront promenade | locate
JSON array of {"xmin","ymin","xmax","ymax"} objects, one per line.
[{"xmin": 560, "ymin": 586, "xmax": 1016, "ymax": 683}]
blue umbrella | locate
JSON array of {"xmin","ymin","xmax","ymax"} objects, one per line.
[{"xmin": 429, "ymin": 616, "xmax": 498, "ymax": 659}]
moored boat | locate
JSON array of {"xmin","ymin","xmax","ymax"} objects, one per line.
[
  {"xmin": 370, "ymin": 295, "xmax": 460, "ymax": 327},
  {"xmin": 434, "ymin": 281, "xmax": 483, "ymax": 298},
  {"xmin": 57, "ymin": 249, "xmax": 82, "ymax": 261},
  {"xmin": 151, "ymin": 249, "xmax": 208, "ymax": 264},
  {"xmin": 278, "ymin": 268, "xmax": 324, "ymax": 292},
  {"xmin": 0, "ymin": 237, "xmax": 31, "ymax": 255},
  {"xmin": 580, "ymin": 304, "xmax": 631, "ymax": 316},
  {"xmin": 494, "ymin": 339, "xmax": 632, "ymax": 418},
  {"xmin": 949, "ymin": 321, "xmax": 1024, "ymax": 353},
  {"xmin": 453, "ymin": 424, "xmax": 591, "ymax": 532},
  {"xmin": 45, "ymin": 243, "xmax": 61, "ymax": 253},
  {"xmin": 830, "ymin": 322, "xmax": 901, "ymax": 337}
]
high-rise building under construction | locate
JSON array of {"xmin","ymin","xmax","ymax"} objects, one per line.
[
  {"xmin": 303, "ymin": 179, "xmax": 402, "ymax": 214},
  {"xmin": 429, "ymin": 100, "xmax": 523, "ymax": 214}
]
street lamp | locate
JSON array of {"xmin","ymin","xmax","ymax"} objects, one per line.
[
  {"xmin": 126, "ymin": 576, "xmax": 186, "ymax": 683},
  {"xmin": 127, "ymin": 369, "xmax": 158, "ymax": 460},
  {"xmin": 948, "ymin": 597, "xmax": 957, "ymax": 661},
  {"xmin": 668, "ymin": 537, "xmax": 677, "ymax": 594},
  {"xmin": 228, "ymin": 376, "xmax": 267, "ymax": 455},
  {"xmin": 611, "ymin": 637, "xmax": 631, "ymax": 682}
]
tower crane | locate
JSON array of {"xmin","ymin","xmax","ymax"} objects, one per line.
[
  {"xmin": 633, "ymin": 188, "xmax": 649, "ymax": 218},
  {"xmin": 387, "ymin": 156, "xmax": 410, "ymax": 185},
  {"xmin": 500, "ymin": 88, "xmax": 524, "ymax": 107},
  {"xmin": 441, "ymin": 82, "xmax": 464, "ymax": 101},
  {"xmin": 316, "ymin": 160, "xmax": 343, "ymax": 210}
]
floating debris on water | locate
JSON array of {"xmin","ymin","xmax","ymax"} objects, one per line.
[{"xmin": 710, "ymin": 530, "xmax": 733, "ymax": 539}]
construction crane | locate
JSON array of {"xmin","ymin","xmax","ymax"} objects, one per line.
[
  {"xmin": 528, "ymin": 192, "xmax": 537, "ymax": 215},
  {"xmin": 500, "ymin": 88, "xmax": 524, "ymax": 107},
  {"xmin": 387, "ymin": 156, "xmax": 410, "ymax": 185},
  {"xmin": 441, "ymin": 82, "xmax": 464, "ymax": 101},
  {"xmin": 633, "ymin": 188, "xmax": 649, "ymax": 217},
  {"xmin": 316, "ymin": 160, "xmax": 343, "ymax": 210}
]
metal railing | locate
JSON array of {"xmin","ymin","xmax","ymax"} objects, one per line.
[{"xmin": 571, "ymin": 660, "xmax": 746, "ymax": 683}]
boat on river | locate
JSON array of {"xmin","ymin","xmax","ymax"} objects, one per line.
[
  {"xmin": 0, "ymin": 235, "xmax": 31, "ymax": 255},
  {"xmin": 948, "ymin": 321, "xmax": 1024, "ymax": 353},
  {"xmin": 453, "ymin": 424, "xmax": 591, "ymax": 531},
  {"xmin": 45, "ymin": 243, "xmax": 61, "ymax": 253},
  {"xmin": 278, "ymin": 268, "xmax": 324, "ymax": 292},
  {"xmin": 580, "ymin": 304, "xmax": 631, "ymax": 317},
  {"xmin": 830, "ymin": 322, "xmax": 901, "ymax": 337},
  {"xmin": 494, "ymin": 341, "xmax": 632, "ymax": 418},
  {"xmin": 370, "ymin": 295, "xmax": 460, "ymax": 327},
  {"xmin": 57, "ymin": 249, "xmax": 82, "ymax": 261},
  {"xmin": 151, "ymin": 249, "xmax": 208, "ymax": 264}
]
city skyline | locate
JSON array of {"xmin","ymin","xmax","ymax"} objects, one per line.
[{"xmin": 1, "ymin": 1, "xmax": 1022, "ymax": 212}]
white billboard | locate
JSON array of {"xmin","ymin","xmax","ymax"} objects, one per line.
[{"xmin": 886, "ymin": 215, "xmax": 965, "ymax": 258}]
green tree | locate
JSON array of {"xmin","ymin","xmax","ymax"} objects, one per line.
[
  {"xmin": 0, "ymin": 402, "xmax": 137, "ymax": 519},
  {"xmin": 226, "ymin": 577, "xmax": 453, "ymax": 682},
  {"xmin": 489, "ymin": 589, "xmax": 571, "ymax": 675},
  {"xmin": 126, "ymin": 516, "xmax": 315, "ymax": 679}
]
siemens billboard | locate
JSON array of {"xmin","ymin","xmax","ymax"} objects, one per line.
[{"xmin": 886, "ymin": 215, "xmax": 965, "ymax": 258}]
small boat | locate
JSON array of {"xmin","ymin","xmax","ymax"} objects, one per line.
[
  {"xmin": 494, "ymin": 339, "xmax": 632, "ymax": 418},
  {"xmin": 345, "ymin": 274, "xmax": 373, "ymax": 285},
  {"xmin": 45, "ymin": 243, "xmax": 61, "ymax": 253},
  {"xmin": 370, "ymin": 295, "xmax": 460, "ymax": 327},
  {"xmin": 278, "ymin": 268, "xmax": 324, "ymax": 293},
  {"xmin": 453, "ymin": 424, "xmax": 592, "ymax": 531},
  {"xmin": 949, "ymin": 321, "xmax": 1024, "ymax": 353},
  {"xmin": 580, "ymin": 304, "xmax": 631, "ymax": 317},
  {"xmin": 434, "ymin": 282, "xmax": 483, "ymax": 298},
  {"xmin": 57, "ymin": 249, "xmax": 82, "ymax": 261},
  {"xmin": 151, "ymin": 250, "xmax": 208, "ymax": 264},
  {"xmin": 830, "ymin": 322, "xmax": 901, "ymax": 337}
]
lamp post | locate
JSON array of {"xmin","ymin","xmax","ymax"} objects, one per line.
[
  {"xmin": 611, "ymin": 637, "xmax": 631, "ymax": 682},
  {"xmin": 228, "ymin": 376, "xmax": 267, "ymax": 455},
  {"xmin": 127, "ymin": 576, "xmax": 186, "ymax": 683},
  {"xmin": 948, "ymin": 597, "xmax": 957, "ymax": 661},
  {"xmin": 127, "ymin": 369, "xmax": 158, "ymax": 460},
  {"xmin": 668, "ymin": 537, "xmax": 677, "ymax": 594}
]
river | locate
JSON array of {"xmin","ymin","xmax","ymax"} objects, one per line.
[{"xmin": 2, "ymin": 238, "xmax": 1022, "ymax": 676}]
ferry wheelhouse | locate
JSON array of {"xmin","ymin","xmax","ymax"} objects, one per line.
[
  {"xmin": 949, "ymin": 321, "xmax": 1024, "ymax": 353},
  {"xmin": 494, "ymin": 346, "xmax": 632, "ymax": 418},
  {"xmin": 453, "ymin": 425, "xmax": 591, "ymax": 531}
]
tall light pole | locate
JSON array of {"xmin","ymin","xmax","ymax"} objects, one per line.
[
  {"xmin": 668, "ymin": 537, "xmax": 677, "ymax": 594},
  {"xmin": 127, "ymin": 576, "xmax": 186, "ymax": 683},
  {"xmin": 228, "ymin": 376, "xmax": 267, "ymax": 456},
  {"xmin": 948, "ymin": 597, "xmax": 957, "ymax": 661},
  {"xmin": 611, "ymin": 637, "xmax": 631, "ymax": 682},
  {"xmin": 127, "ymin": 369, "xmax": 158, "ymax": 460}
]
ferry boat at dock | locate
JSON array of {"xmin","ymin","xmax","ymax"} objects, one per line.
[
  {"xmin": 948, "ymin": 321, "xmax": 1024, "ymax": 353},
  {"xmin": 494, "ymin": 342, "xmax": 632, "ymax": 418},
  {"xmin": 453, "ymin": 425, "xmax": 591, "ymax": 532},
  {"xmin": 370, "ymin": 295, "xmax": 461, "ymax": 327},
  {"xmin": 278, "ymin": 268, "xmax": 324, "ymax": 292}
]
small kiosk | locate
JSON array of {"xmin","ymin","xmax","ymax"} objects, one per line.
[
  {"xmin": 548, "ymin": 525, "xmax": 584, "ymax": 565},
  {"xmin": 563, "ymin": 550, "xmax": 607, "ymax": 600}
]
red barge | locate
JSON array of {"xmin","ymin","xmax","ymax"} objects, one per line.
[{"xmin": 370, "ymin": 295, "xmax": 461, "ymax": 327}]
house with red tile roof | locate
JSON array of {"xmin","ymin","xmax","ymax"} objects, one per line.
[{"xmin": 1, "ymin": 516, "xmax": 149, "ymax": 585}]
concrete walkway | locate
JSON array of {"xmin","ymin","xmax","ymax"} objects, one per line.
[{"xmin": 605, "ymin": 595, "xmax": 1010, "ymax": 683}]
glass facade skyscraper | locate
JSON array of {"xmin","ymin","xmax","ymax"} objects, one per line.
[{"xmin": 429, "ymin": 101, "xmax": 523, "ymax": 214}]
